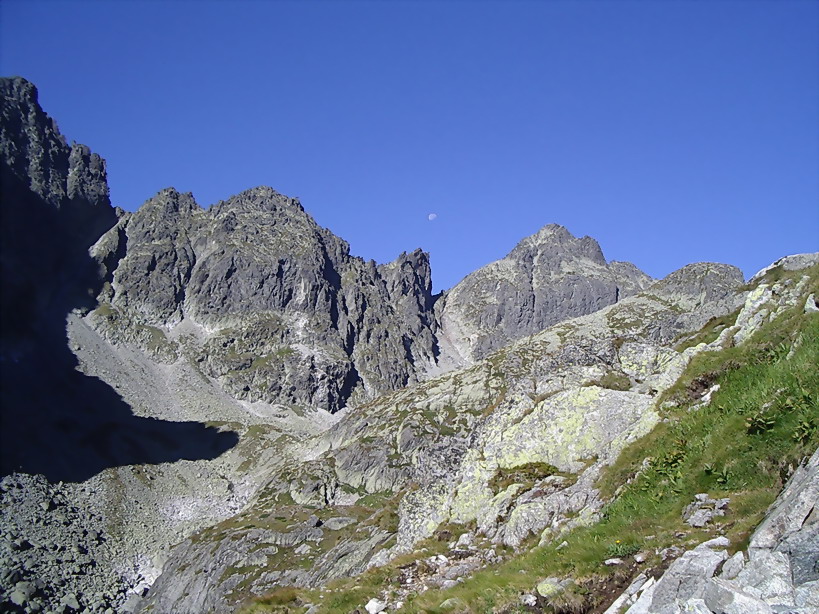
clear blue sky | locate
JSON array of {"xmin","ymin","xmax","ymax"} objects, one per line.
[{"xmin": 2, "ymin": 0, "xmax": 817, "ymax": 292}]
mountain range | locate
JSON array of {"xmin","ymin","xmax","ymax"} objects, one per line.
[{"xmin": 1, "ymin": 76, "xmax": 817, "ymax": 614}]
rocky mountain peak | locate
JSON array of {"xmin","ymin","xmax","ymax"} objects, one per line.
[
  {"xmin": 139, "ymin": 187, "xmax": 201, "ymax": 217},
  {"xmin": 652, "ymin": 262, "xmax": 745, "ymax": 303},
  {"xmin": 435, "ymin": 223, "xmax": 653, "ymax": 365},
  {"xmin": 211, "ymin": 185, "xmax": 305, "ymax": 215},
  {"xmin": 510, "ymin": 223, "xmax": 607, "ymax": 266},
  {"xmin": 1, "ymin": 77, "xmax": 110, "ymax": 215},
  {"xmin": 379, "ymin": 249, "xmax": 434, "ymax": 298},
  {"xmin": 1, "ymin": 75, "xmax": 38, "ymax": 103}
]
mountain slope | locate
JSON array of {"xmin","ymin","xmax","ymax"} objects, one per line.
[
  {"xmin": 3, "ymin": 76, "xmax": 814, "ymax": 614},
  {"xmin": 137, "ymin": 256, "xmax": 756, "ymax": 613},
  {"xmin": 235, "ymin": 257, "xmax": 818, "ymax": 614}
]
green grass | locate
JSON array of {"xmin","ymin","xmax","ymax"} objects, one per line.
[{"xmin": 242, "ymin": 271, "xmax": 818, "ymax": 614}]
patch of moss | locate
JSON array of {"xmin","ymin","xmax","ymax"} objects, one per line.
[
  {"xmin": 589, "ymin": 370, "xmax": 632, "ymax": 391},
  {"xmin": 489, "ymin": 462, "xmax": 565, "ymax": 494}
]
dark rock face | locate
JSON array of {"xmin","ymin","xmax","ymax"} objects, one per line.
[
  {"xmin": 1, "ymin": 77, "xmax": 108, "ymax": 211},
  {"xmin": 92, "ymin": 186, "xmax": 440, "ymax": 412},
  {"xmin": 436, "ymin": 224, "xmax": 654, "ymax": 364},
  {"xmin": 0, "ymin": 77, "xmax": 117, "ymax": 339},
  {"xmin": 0, "ymin": 78, "xmax": 237, "ymax": 483}
]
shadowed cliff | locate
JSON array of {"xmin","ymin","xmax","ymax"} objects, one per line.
[{"xmin": 0, "ymin": 77, "xmax": 238, "ymax": 482}]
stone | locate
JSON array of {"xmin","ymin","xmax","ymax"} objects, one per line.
[
  {"xmin": 520, "ymin": 593, "xmax": 537, "ymax": 607},
  {"xmin": 294, "ymin": 544, "xmax": 312, "ymax": 555},
  {"xmin": 703, "ymin": 577, "xmax": 775, "ymax": 614},
  {"xmin": 794, "ymin": 580, "xmax": 819, "ymax": 608},
  {"xmin": 62, "ymin": 593, "xmax": 80, "ymax": 610},
  {"xmin": 456, "ymin": 532, "xmax": 474, "ymax": 548},
  {"xmin": 364, "ymin": 598, "xmax": 386, "ymax": 614},
  {"xmin": 720, "ymin": 551, "xmax": 745, "ymax": 580},
  {"xmin": 604, "ymin": 557, "xmax": 624, "ymax": 566},
  {"xmin": 679, "ymin": 598, "xmax": 713, "ymax": 613},
  {"xmin": 121, "ymin": 594, "xmax": 142, "ymax": 613},
  {"xmin": 438, "ymin": 598, "xmax": 465, "ymax": 610},
  {"xmin": 627, "ymin": 537, "xmax": 728, "ymax": 612},
  {"xmin": 683, "ymin": 495, "xmax": 729, "ymax": 527},
  {"xmin": 536, "ymin": 577, "xmax": 565, "ymax": 598},
  {"xmin": 437, "ymin": 224, "xmax": 654, "ymax": 365},
  {"xmin": 10, "ymin": 589, "xmax": 29, "ymax": 607},
  {"xmin": 323, "ymin": 517, "xmax": 357, "ymax": 531},
  {"xmin": 734, "ymin": 550, "xmax": 795, "ymax": 605}
]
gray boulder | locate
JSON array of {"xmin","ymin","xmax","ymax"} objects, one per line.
[{"xmin": 626, "ymin": 537, "xmax": 729, "ymax": 613}]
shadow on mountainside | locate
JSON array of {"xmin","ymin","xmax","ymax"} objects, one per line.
[{"xmin": 0, "ymin": 166, "xmax": 238, "ymax": 483}]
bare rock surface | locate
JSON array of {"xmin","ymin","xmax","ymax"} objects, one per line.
[
  {"xmin": 435, "ymin": 224, "xmax": 654, "ymax": 366},
  {"xmin": 4, "ymin": 76, "xmax": 817, "ymax": 614},
  {"xmin": 91, "ymin": 185, "xmax": 441, "ymax": 414}
]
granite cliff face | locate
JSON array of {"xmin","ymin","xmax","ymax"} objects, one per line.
[
  {"xmin": 436, "ymin": 224, "xmax": 654, "ymax": 367},
  {"xmin": 88, "ymin": 174, "xmax": 653, "ymax": 413}
]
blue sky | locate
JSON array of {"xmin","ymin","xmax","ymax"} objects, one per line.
[{"xmin": 2, "ymin": 0, "xmax": 817, "ymax": 292}]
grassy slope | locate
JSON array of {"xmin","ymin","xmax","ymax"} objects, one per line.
[{"xmin": 243, "ymin": 268, "xmax": 819, "ymax": 614}]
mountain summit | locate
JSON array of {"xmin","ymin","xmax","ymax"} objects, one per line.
[{"xmin": 436, "ymin": 223, "xmax": 654, "ymax": 366}]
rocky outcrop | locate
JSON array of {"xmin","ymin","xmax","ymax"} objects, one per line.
[
  {"xmin": 0, "ymin": 76, "xmax": 117, "ymax": 338},
  {"xmin": 436, "ymin": 224, "xmax": 654, "ymax": 366},
  {"xmin": 0, "ymin": 77, "xmax": 110, "ymax": 215},
  {"xmin": 6, "ymin": 76, "xmax": 815, "ymax": 614},
  {"xmin": 1, "ymin": 77, "xmax": 121, "ymax": 480},
  {"xmin": 618, "ymin": 448, "xmax": 819, "ymax": 614},
  {"xmin": 91, "ymin": 186, "xmax": 440, "ymax": 413}
]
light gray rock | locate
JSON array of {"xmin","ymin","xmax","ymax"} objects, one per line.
[
  {"xmin": 794, "ymin": 579, "xmax": 819, "ymax": 608},
  {"xmin": 734, "ymin": 550, "xmax": 795, "ymax": 606},
  {"xmin": 455, "ymin": 532, "xmax": 474, "ymax": 548},
  {"xmin": 323, "ymin": 517, "xmax": 357, "ymax": 531},
  {"xmin": 680, "ymin": 599, "xmax": 712, "ymax": 613},
  {"xmin": 626, "ymin": 538, "xmax": 728, "ymax": 613},
  {"xmin": 703, "ymin": 577, "xmax": 774, "ymax": 614},
  {"xmin": 720, "ymin": 551, "xmax": 746, "ymax": 580},
  {"xmin": 365, "ymin": 597, "xmax": 387, "ymax": 614},
  {"xmin": 536, "ymin": 577, "xmax": 568, "ymax": 598},
  {"xmin": 749, "ymin": 253, "xmax": 819, "ymax": 284},
  {"xmin": 746, "ymin": 448, "xmax": 819, "ymax": 589}
]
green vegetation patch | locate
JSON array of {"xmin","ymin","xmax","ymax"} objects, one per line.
[
  {"xmin": 589, "ymin": 370, "xmax": 632, "ymax": 391},
  {"xmin": 675, "ymin": 308, "xmax": 741, "ymax": 352},
  {"xmin": 488, "ymin": 462, "xmax": 568, "ymax": 494}
]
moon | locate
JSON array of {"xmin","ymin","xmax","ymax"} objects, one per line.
[{"xmin": 428, "ymin": 213, "xmax": 438, "ymax": 221}]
